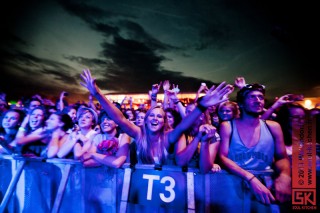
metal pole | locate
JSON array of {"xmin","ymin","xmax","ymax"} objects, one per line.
[{"xmin": 0, "ymin": 160, "xmax": 26, "ymax": 213}]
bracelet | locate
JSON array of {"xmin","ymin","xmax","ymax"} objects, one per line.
[
  {"xmin": 196, "ymin": 104, "xmax": 207, "ymax": 112},
  {"xmin": 19, "ymin": 127, "xmax": 26, "ymax": 132},
  {"xmin": 247, "ymin": 175, "xmax": 255, "ymax": 183},
  {"xmin": 151, "ymin": 94, "xmax": 157, "ymax": 101},
  {"xmin": 196, "ymin": 97, "xmax": 207, "ymax": 112},
  {"xmin": 174, "ymin": 100, "xmax": 181, "ymax": 105}
]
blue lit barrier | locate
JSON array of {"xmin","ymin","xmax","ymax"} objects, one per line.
[
  {"xmin": 122, "ymin": 165, "xmax": 198, "ymax": 213},
  {"xmin": 0, "ymin": 155, "xmax": 123, "ymax": 213},
  {"xmin": 1, "ymin": 155, "xmax": 309, "ymax": 213}
]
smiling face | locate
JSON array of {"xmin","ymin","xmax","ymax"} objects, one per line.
[
  {"xmin": 29, "ymin": 108, "xmax": 45, "ymax": 130},
  {"xmin": 2, "ymin": 111, "xmax": 21, "ymax": 129},
  {"xmin": 100, "ymin": 114, "xmax": 118, "ymax": 134},
  {"xmin": 145, "ymin": 107, "xmax": 165, "ymax": 133}
]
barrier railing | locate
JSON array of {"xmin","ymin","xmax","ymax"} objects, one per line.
[{"xmin": 0, "ymin": 155, "xmax": 307, "ymax": 213}]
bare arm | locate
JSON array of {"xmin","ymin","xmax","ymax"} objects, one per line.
[
  {"xmin": 162, "ymin": 80, "xmax": 170, "ymax": 109},
  {"xmin": 58, "ymin": 91, "xmax": 68, "ymax": 111},
  {"xmin": 261, "ymin": 94, "xmax": 294, "ymax": 120},
  {"xmin": 15, "ymin": 128, "xmax": 46, "ymax": 145},
  {"xmin": 168, "ymin": 82, "xmax": 233, "ymax": 144},
  {"xmin": 194, "ymin": 83, "xmax": 208, "ymax": 103},
  {"xmin": 47, "ymin": 131, "xmax": 68, "ymax": 158},
  {"xmin": 218, "ymin": 121, "xmax": 276, "ymax": 204},
  {"xmin": 83, "ymin": 133, "xmax": 130, "ymax": 168},
  {"xmin": 266, "ymin": 120, "xmax": 291, "ymax": 202},
  {"xmin": 175, "ymin": 124, "xmax": 218, "ymax": 174},
  {"xmin": 149, "ymin": 82, "xmax": 162, "ymax": 108},
  {"xmin": 80, "ymin": 69, "xmax": 140, "ymax": 139},
  {"xmin": 57, "ymin": 132, "xmax": 78, "ymax": 158},
  {"xmin": 167, "ymin": 85, "xmax": 186, "ymax": 118}
]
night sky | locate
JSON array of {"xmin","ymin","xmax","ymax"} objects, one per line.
[{"xmin": 0, "ymin": 0, "xmax": 319, "ymax": 104}]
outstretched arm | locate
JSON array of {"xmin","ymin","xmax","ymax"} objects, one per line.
[
  {"xmin": 261, "ymin": 94, "xmax": 294, "ymax": 120},
  {"xmin": 168, "ymin": 82, "xmax": 233, "ymax": 144},
  {"xmin": 149, "ymin": 82, "xmax": 162, "ymax": 108},
  {"xmin": 194, "ymin": 82, "xmax": 208, "ymax": 103},
  {"xmin": 80, "ymin": 69, "xmax": 140, "ymax": 139}
]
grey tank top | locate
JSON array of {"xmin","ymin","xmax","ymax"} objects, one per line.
[{"xmin": 227, "ymin": 119, "xmax": 274, "ymax": 170}]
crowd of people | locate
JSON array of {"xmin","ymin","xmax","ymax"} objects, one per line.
[{"xmin": 1, "ymin": 70, "xmax": 320, "ymax": 211}]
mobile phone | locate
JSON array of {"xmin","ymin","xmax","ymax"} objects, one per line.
[{"xmin": 288, "ymin": 94, "xmax": 304, "ymax": 101}]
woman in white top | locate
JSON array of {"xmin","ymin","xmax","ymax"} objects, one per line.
[
  {"xmin": 57, "ymin": 107, "xmax": 98, "ymax": 159},
  {"xmin": 81, "ymin": 110, "xmax": 130, "ymax": 168}
]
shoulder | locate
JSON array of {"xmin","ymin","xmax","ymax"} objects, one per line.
[
  {"xmin": 219, "ymin": 120, "xmax": 232, "ymax": 132},
  {"xmin": 264, "ymin": 119, "xmax": 283, "ymax": 138},
  {"xmin": 264, "ymin": 119, "xmax": 281, "ymax": 130}
]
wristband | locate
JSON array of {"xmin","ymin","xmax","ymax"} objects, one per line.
[
  {"xmin": 196, "ymin": 97, "xmax": 207, "ymax": 112},
  {"xmin": 19, "ymin": 127, "xmax": 26, "ymax": 132},
  {"xmin": 196, "ymin": 103, "xmax": 207, "ymax": 112},
  {"xmin": 174, "ymin": 100, "xmax": 181, "ymax": 105},
  {"xmin": 247, "ymin": 175, "xmax": 255, "ymax": 183},
  {"xmin": 151, "ymin": 94, "xmax": 157, "ymax": 101}
]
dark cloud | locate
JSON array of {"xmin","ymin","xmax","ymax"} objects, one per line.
[
  {"xmin": 95, "ymin": 36, "xmax": 215, "ymax": 93},
  {"xmin": 57, "ymin": 1, "xmax": 215, "ymax": 93},
  {"xmin": 0, "ymin": 49, "xmax": 80, "ymax": 100},
  {"xmin": 118, "ymin": 20, "xmax": 179, "ymax": 52},
  {"xmin": 64, "ymin": 55, "xmax": 109, "ymax": 69},
  {"xmin": 1, "ymin": 0, "xmax": 319, "ymax": 102}
]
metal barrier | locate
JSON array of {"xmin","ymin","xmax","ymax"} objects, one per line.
[
  {"xmin": 0, "ymin": 155, "xmax": 300, "ymax": 213},
  {"xmin": 0, "ymin": 155, "xmax": 123, "ymax": 213}
]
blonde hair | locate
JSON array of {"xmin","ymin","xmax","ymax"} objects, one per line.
[
  {"xmin": 136, "ymin": 105, "xmax": 170, "ymax": 164},
  {"xmin": 217, "ymin": 101, "xmax": 240, "ymax": 119}
]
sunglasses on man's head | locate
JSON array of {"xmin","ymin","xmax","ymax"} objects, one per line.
[{"xmin": 243, "ymin": 84, "xmax": 265, "ymax": 90}]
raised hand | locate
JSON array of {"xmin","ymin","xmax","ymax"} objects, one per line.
[
  {"xmin": 198, "ymin": 83, "xmax": 209, "ymax": 93},
  {"xmin": 80, "ymin": 69, "xmax": 101, "ymax": 96},
  {"xmin": 151, "ymin": 82, "xmax": 162, "ymax": 95},
  {"xmin": 198, "ymin": 82, "xmax": 234, "ymax": 107},
  {"xmin": 163, "ymin": 80, "xmax": 170, "ymax": 92},
  {"xmin": 234, "ymin": 77, "xmax": 246, "ymax": 89}
]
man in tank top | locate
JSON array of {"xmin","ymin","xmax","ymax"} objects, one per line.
[{"xmin": 217, "ymin": 83, "xmax": 291, "ymax": 212}]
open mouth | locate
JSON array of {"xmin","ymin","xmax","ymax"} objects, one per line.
[
  {"xmin": 31, "ymin": 120, "xmax": 38, "ymax": 125},
  {"xmin": 150, "ymin": 120, "xmax": 159, "ymax": 126},
  {"xmin": 102, "ymin": 124, "xmax": 110, "ymax": 128}
]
